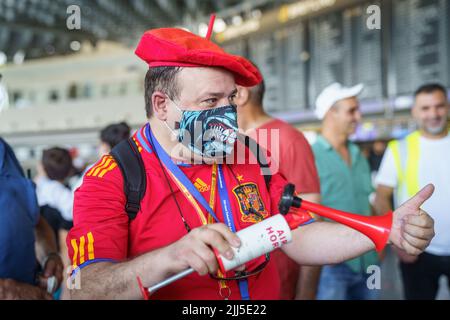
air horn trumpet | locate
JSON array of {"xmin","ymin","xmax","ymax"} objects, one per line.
[{"xmin": 279, "ymin": 183, "xmax": 393, "ymax": 252}]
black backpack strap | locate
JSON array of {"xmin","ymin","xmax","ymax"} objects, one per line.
[
  {"xmin": 237, "ymin": 133, "xmax": 272, "ymax": 189},
  {"xmin": 110, "ymin": 138, "xmax": 147, "ymax": 220}
]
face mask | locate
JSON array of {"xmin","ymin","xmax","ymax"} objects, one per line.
[{"xmin": 166, "ymin": 101, "xmax": 238, "ymax": 159}]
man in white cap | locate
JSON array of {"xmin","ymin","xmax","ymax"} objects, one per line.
[{"xmin": 311, "ymin": 83, "xmax": 380, "ymax": 300}]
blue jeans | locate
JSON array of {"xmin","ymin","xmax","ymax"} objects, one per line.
[{"xmin": 317, "ymin": 263, "xmax": 380, "ymax": 300}]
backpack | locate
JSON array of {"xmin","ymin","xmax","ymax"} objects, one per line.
[
  {"xmin": 0, "ymin": 138, "xmax": 40, "ymax": 284},
  {"xmin": 110, "ymin": 134, "xmax": 272, "ymax": 220}
]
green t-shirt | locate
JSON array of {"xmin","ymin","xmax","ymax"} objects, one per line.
[{"xmin": 312, "ymin": 135, "xmax": 379, "ymax": 273}]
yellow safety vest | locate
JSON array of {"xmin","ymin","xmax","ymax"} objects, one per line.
[
  {"xmin": 388, "ymin": 130, "xmax": 450, "ymax": 197},
  {"xmin": 388, "ymin": 131, "xmax": 421, "ymax": 197}
]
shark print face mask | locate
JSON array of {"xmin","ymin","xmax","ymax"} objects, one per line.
[{"xmin": 167, "ymin": 103, "xmax": 239, "ymax": 159}]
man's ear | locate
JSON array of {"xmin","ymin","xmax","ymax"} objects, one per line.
[
  {"xmin": 323, "ymin": 104, "xmax": 339, "ymax": 123},
  {"xmin": 326, "ymin": 105, "xmax": 337, "ymax": 118},
  {"xmin": 236, "ymin": 86, "xmax": 250, "ymax": 107},
  {"xmin": 152, "ymin": 91, "xmax": 169, "ymax": 121}
]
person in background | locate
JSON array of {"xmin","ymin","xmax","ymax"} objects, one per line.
[
  {"xmin": 368, "ymin": 140, "xmax": 387, "ymax": 174},
  {"xmin": 375, "ymin": 83, "xmax": 450, "ymax": 300},
  {"xmin": 35, "ymin": 147, "xmax": 74, "ymax": 299},
  {"xmin": 98, "ymin": 122, "xmax": 131, "ymax": 157},
  {"xmin": 312, "ymin": 83, "xmax": 380, "ymax": 300},
  {"xmin": 0, "ymin": 138, "xmax": 63, "ymax": 299},
  {"xmin": 235, "ymin": 76, "xmax": 322, "ymax": 300},
  {"xmin": 0, "ymin": 73, "xmax": 9, "ymax": 112},
  {"xmin": 35, "ymin": 147, "xmax": 74, "ymax": 225},
  {"xmin": 69, "ymin": 122, "xmax": 131, "ymax": 191}
]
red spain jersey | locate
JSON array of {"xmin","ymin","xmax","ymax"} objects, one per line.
[{"xmin": 67, "ymin": 125, "xmax": 297, "ymax": 300}]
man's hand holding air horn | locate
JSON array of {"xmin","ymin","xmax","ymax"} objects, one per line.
[{"xmin": 278, "ymin": 183, "xmax": 435, "ymax": 266}]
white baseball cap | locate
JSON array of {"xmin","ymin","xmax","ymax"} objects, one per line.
[{"xmin": 315, "ymin": 82, "xmax": 364, "ymax": 120}]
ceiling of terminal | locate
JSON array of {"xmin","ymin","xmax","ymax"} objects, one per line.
[{"xmin": 0, "ymin": 0, "xmax": 293, "ymax": 63}]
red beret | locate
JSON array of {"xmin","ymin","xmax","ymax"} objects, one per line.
[{"xmin": 135, "ymin": 28, "xmax": 262, "ymax": 87}]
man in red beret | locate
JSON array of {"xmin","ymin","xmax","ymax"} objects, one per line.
[{"xmin": 67, "ymin": 26, "xmax": 435, "ymax": 300}]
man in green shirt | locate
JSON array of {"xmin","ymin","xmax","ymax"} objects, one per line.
[{"xmin": 312, "ymin": 83, "xmax": 379, "ymax": 300}]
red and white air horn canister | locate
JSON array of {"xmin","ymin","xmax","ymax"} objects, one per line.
[{"xmin": 214, "ymin": 214, "xmax": 293, "ymax": 272}]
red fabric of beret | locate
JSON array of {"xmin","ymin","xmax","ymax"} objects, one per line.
[{"xmin": 135, "ymin": 28, "xmax": 262, "ymax": 87}]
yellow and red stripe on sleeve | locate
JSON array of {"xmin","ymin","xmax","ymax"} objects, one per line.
[
  {"xmin": 70, "ymin": 232, "xmax": 95, "ymax": 268},
  {"xmin": 86, "ymin": 155, "xmax": 117, "ymax": 178}
]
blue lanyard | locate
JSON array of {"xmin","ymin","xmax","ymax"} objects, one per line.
[
  {"xmin": 214, "ymin": 140, "xmax": 251, "ymax": 300},
  {"xmin": 216, "ymin": 164, "xmax": 236, "ymax": 232},
  {"xmin": 146, "ymin": 124, "xmax": 220, "ymax": 223},
  {"xmin": 146, "ymin": 124, "xmax": 250, "ymax": 300}
]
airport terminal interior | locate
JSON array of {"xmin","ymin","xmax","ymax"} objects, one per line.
[{"xmin": 1, "ymin": 0, "xmax": 449, "ymax": 300}]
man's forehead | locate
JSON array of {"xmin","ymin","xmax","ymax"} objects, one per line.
[
  {"xmin": 415, "ymin": 91, "xmax": 448, "ymax": 105},
  {"xmin": 178, "ymin": 66, "xmax": 235, "ymax": 80},
  {"xmin": 177, "ymin": 67, "xmax": 236, "ymax": 96},
  {"xmin": 335, "ymin": 97, "xmax": 360, "ymax": 109}
]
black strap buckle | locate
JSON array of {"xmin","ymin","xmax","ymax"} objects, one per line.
[{"xmin": 125, "ymin": 202, "xmax": 140, "ymax": 212}]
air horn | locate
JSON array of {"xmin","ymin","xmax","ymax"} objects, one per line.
[{"xmin": 279, "ymin": 183, "xmax": 393, "ymax": 252}]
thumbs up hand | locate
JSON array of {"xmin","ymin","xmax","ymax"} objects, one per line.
[{"xmin": 389, "ymin": 184, "xmax": 435, "ymax": 255}]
